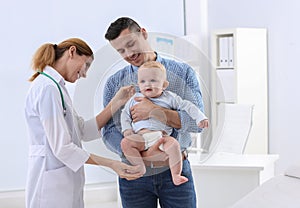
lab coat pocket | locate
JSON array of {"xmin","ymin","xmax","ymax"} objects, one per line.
[{"xmin": 40, "ymin": 166, "xmax": 74, "ymax": 208}]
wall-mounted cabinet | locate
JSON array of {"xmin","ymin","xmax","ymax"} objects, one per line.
[{"xmin": 211, "ymin": 28, "xmax": 268, "ymax": 154}]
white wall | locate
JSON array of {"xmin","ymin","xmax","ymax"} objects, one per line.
[
  {"xmin": 2, "ymin": 0, "xmax": 297, "ymax": 192},
  {"xmin": 0, "ymin": 0, "xmax": 184, "ymax": 191},
  {"xmin": 204, "ymin": 0, "xmax": 300, "ymax": 174}
]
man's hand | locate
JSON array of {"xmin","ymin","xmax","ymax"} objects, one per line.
[
  {"xmin": 130, "ymin": 96, "xmax": 181, "ymax": 128},
  {"xmin": 130, "ymin": 97, "xmax": 157, "ymax": 122}
]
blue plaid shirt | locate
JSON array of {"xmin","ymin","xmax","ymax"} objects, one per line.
[{"xmin": 102, "ymin": 53, "xmax": 204, "ymax": 156}]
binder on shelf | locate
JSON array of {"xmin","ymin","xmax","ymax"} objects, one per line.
[
  {"xmin": 218, "ymin": 37, "xmax": 229, "ymax": 67},
  {"xmin": 218, "ymin": 36, "xmax": 234, "ymax": 68},
  {"xmin": 228, "ymin": 36, "xmax": 234, "ymax": 67}
]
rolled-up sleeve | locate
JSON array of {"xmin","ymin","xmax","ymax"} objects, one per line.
[{"xmin": 77, "ymin": 116, "xmax": 102, "ymax": 142}]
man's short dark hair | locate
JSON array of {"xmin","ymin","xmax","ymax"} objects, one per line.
[{"xmin": 105, "ymin": 17, "xmax": 141, "ymax": 41}]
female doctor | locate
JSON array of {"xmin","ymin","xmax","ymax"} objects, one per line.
[{"xmin": 25, "ymin": 38, "xmax": 143, "ymax": 208}]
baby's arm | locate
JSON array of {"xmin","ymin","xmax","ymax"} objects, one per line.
[
  {"xmin": 171, "ymin": 92, "xmax": 209, "ymax": 129},
  {"xmin": 121, "ymin": 96, "xmax": 135, "ymax": 136}
]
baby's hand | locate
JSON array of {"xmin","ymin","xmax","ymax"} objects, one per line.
[
  {"xmin": 198, "ymin": 119, "xmax": 209, "ymax": 128},
  {"xmin": 123, "ymin": 129, "xmax": 134, "ymax": 137}
]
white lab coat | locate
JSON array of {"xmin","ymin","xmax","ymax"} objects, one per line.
[{"xmin": 25, "ymin": 66, "xmax": 101, "ymax": 208}]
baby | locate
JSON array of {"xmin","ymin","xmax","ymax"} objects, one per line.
[{"xmin": 121, "ymin": 61, "xmax": 208, "ymax": 185}]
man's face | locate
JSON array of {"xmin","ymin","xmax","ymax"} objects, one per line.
[{"xmin": 110, "ymin": 28, "xmax": 151, "ymax": 67}]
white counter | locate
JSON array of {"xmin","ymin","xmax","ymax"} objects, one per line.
[{"xmin": 190, "ymin": 152, "xmax": 279, "ymax": 208}]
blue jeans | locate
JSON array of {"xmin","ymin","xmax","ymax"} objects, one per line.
[{"xmin": 119, "ymin": 160, "xmax": 196, "ymax": 208}]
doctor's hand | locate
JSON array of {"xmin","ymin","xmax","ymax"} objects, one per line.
[
  {"xmin": 111, "ymin": 85, "xmax": 136, "ymax": 107},
  {"xmin": 111, "ymin": 161, "xmax": 144, "ymax": 180},
  {"xmin": 87, "ymin": 154, "xmax": 143, "ymax": 180}
]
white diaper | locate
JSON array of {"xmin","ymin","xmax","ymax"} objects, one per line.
[{"xmin": 143, "ymin": 131, "xmax": 164, "ymax": 151}]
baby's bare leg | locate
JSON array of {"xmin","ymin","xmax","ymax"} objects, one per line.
[
  {"xmin": 121, "ymin": 134, "xmax": 146, "ymax": 174},
  {"xmin": 163, "ymin": 136, "xmax": 188, "ymax": 186}
]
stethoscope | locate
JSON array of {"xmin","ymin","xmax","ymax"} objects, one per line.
[{"xmin": 38, "ymin": 71, "xmax": 67, "ymax": 116}]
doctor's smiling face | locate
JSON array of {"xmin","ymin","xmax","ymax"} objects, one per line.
[
  {"xmin": 109, "ymin": 28, "xmax": 153, "ymax": 67},
  {"xmin": 62, "ymin": 46, "xmax": 93, "ymax": 83},
  {"xmin": 74, "ymin": 54, "xmax": 93, "ymax": 80}
]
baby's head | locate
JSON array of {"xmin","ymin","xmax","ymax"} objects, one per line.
[{"xmin": 138, "ymin": 61, "xmax": 169, "ymax": 98}]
